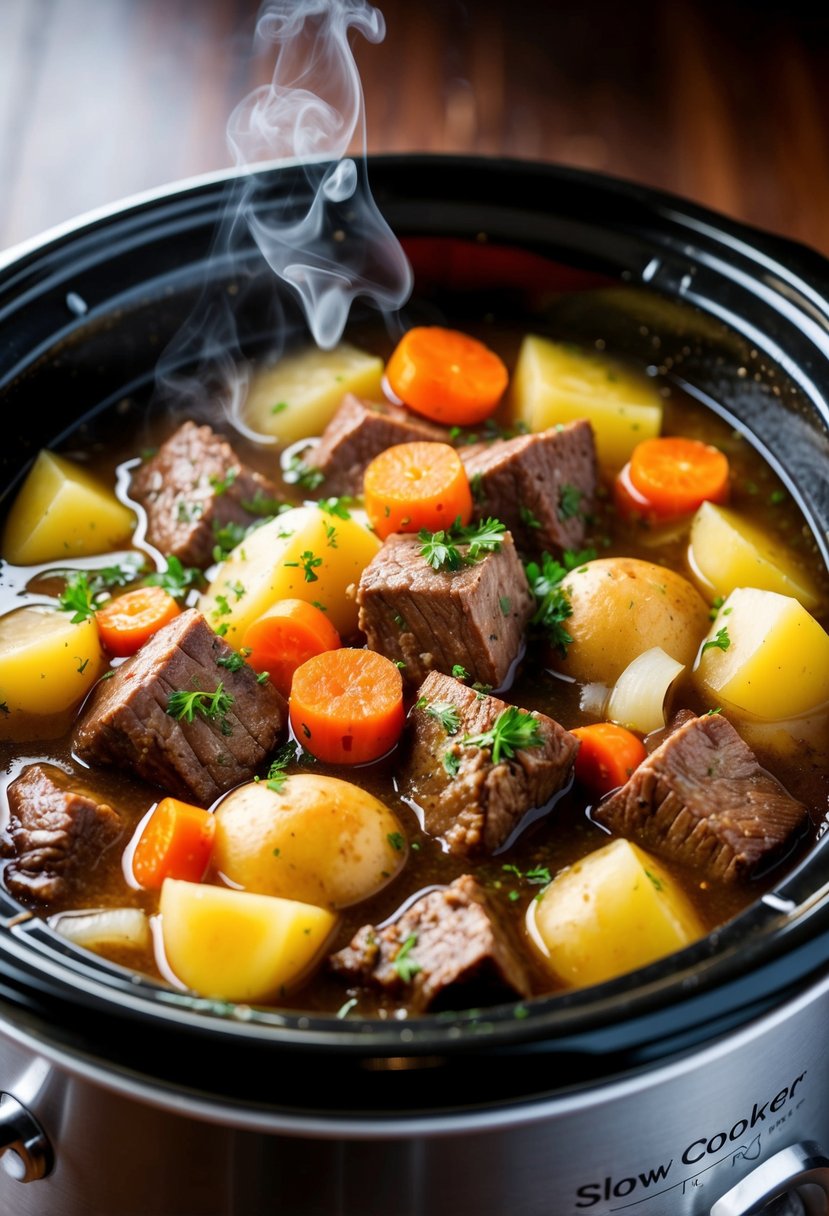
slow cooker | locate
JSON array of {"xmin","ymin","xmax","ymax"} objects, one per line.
[{"xmin": 1, "ymin": 156, "xmax": 828, "ymax": 1216}]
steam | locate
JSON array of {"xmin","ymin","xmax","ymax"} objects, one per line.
[
  {"xmin": 154, "ymin": 0, "xmax": 411, "ymax": 431},
  {"xmin": 229, "ymin": 0, "xmax": 411, "ymax": 349}
]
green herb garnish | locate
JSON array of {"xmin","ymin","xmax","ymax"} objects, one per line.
[
  {"xmin": 558, "ymin": 483, "xmax": 584, "ymax": 520},
  {"xmin": 451, "ymin": 664, "xmax": 469, "ymax": 681},
  {"xmin": 524, "ymin": 548, "xmax": 595, "ymax": 656},
  {"xmin": 58, "ymin": 572, "xmax": 99, "ymax": 623},
  {"xmin": 392, "ymin": 934, "xmax": 422, "ymax": 982},
  {"xmin": 318, "ymin": 497, "xmax": 353, "ymax": 520},
  {"xmin": 701, "ymin": 626, "xmax": 731, "ymax": 656},
  {"xmin": 166, "ymin": 684, "xmax": 234, "ymax": 733},
  {"xmin": 285, "ymin": 453, "xmax": 324, "ymax": 491},
  {"xmin": 415, "ymin": 697, "xmax": 461, "ymax": 736},
  {"xmin": 208, "ymin": 467, "xmax": 238, "ymax": 496},
  {"xmin": 419, "ymin": 516, "xmax": 506, "ymax": 572},
  {"xmin": 463, "ymin": 705, "xmax": 543, "ymax": 765},
  {"xmin": 265, "ymin": 741, "xmax": 298, "ymax": 793},
  {"xmin": 387, "ymin": 831, "xmax": 405, "ymax": 852},
  {"xmin": 284, "ymin": 550, "xmax": 323, "ymax": 583},
  {"xmin": 144, "ymin": 555, "xmax": 204, "ymax": 601}
]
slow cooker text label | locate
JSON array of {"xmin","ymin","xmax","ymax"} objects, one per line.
[{"xmin": 574, "ymin": 1070, "xmax": 807, "ymax": 1208}]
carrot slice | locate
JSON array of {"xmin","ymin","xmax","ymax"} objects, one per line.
[
  {"xmin": 625, "ymin": 437, "xmax": 730, "ymax": 519},
  {"xmin": 363, "ymin": 441, "xmax": 473, "ymax": 540},
  {"xmin": 96, "ymin": 585, "xmax": 181, "ymax": 656},
  {"xmin": 289, "ymin": 648, "xmax": 405, "ymax": 765},
  {"xmin": 386, "ymin": 326, "xmax": 508, "ymax": 426},
  {"xmin": 132, "ymin": 797, "xmax": 215, "ymax": 889},
  {"xmin": 570, "ymin": 723, "xmax": 648, "ymax": 797},
  {"xmin": 241, "ymin": 599, "xmax": 341, "ymax": 698}
]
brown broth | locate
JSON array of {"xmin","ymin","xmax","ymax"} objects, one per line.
[{"xmin": 1, "ymin": 329, "xmax": 827, "ymax": 1019}]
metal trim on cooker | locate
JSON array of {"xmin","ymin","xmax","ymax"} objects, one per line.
[{"xmin": 2, "ymin": 968, "xmax": 829, "ymax": 1138}]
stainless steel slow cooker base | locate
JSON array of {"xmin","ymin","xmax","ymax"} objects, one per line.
[{"xmin": 2, "ymin": 970, "xmax": 829, "ymax": 1215}]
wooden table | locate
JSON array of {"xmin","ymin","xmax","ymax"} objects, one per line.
[{"xmin": 2, "ymin": 0, "xmax": 828, "ymax": 256}]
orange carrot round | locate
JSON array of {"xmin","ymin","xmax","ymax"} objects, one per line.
[
  {"xmin": 96, "ymin": 585, "xmax": 181, "ymax": 656},
  {"xmin": 241, "ymin": 599, "xmax": 341, "ymax": 698},
  {"xmin": 363, "ymin": 441, "xmax": 473, "ymax": 540},
  {"xmin": 386, "ymin": 326, "xmax": 508, "ymax": 426},
  {"xmin": 289, "ymin": 648, "xmax": 405, "ymax": 765},
  {"xmin": 570, "ymin": 723, "xmax": 647, "ymax": 797},
  {"xmin": 132, "ymin": 797, "xmax": 215, "ymax": 889},
  {"xmin": 624, "ymin": 436, "xmax": 730, "ymax": 520}
]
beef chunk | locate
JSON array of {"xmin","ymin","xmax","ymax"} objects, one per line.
[
  {"xmin": 401, "ymin": 671, "xmax": 579, "ymax": 854},
  {"xmin": 4, "ymin": 764, "xmax": 123, "ymax": 903},
  {"xmin": 329, "ymin": 875, "xmax": 531, "ymax": 1011},
  {"xmin": 460, "ymin": 421, "xmax": 597, "ymax": 555},
  {"xmin": 130, "ymin": 421, "xmax": 281, "ymax": 567},
  {"xmin": 74, "ymin": 610, "xmax": 287, "ymax": 805},
  {"xmin": 594, "ymin": 713, "xmax": 809, "ymax": 882},
  {"xmin": 308, "ymin": 394, "xmax": 449, "ymax": 496},
  {"xmin": 357, "ymin": 531, "xmax": 533, "ymax": 687}
]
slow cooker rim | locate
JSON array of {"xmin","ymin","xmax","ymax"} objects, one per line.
[{"xmin": 1, "ymin": 154, "xmax": 829, "ymax": 1058}]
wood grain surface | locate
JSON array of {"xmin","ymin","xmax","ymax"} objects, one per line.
[{"xmin": 1, "ymin": 0, "xmax": 828, "ymax": 255}]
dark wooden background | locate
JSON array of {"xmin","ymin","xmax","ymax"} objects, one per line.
[{"xmin": 2, "ymin": 0, "xmax": 829, "ymax": 255}]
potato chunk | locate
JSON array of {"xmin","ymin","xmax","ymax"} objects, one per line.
[
  {"xmin": 695, "ymin": 588, "xmax": 829, "ymax": 720},
  {"xmin": 555, "ymin": 557, "xmax": 709, "ymax": 685},
  {"xmin": 3, "ymin": 450, "xmax": 135, "ymax": 565},
  {"xmin": 0, "ymin": 606, "xmax": 106, "ymax": 719},
  {"xmin": 508, "ymin": 336, "xmax": 663, "ymax": 470},
  {"xmin": 244, "ymin": 342, "xmax": 384, "ymax": 444},
  {"xmin": 159, "ymin": 879, "xmax": 337, "ymax": 1003},
  {"xmin": 528, "ymin": 839, "xmax": 704, "ymax": 988},
  {"xmin": 213, "ymin": 775, "xmax": 406, "ymax": 909},
  {"xmin": 689, "ymin": 501, "xmax": 820, "ymax": 609},
  {"xmin": 198, "ymin": 505, "xmax": 380, "ymax": 641}
]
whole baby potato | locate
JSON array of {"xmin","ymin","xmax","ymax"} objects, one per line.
[
  {"xmin": 555, "ymin": 557, "xmax": 710, "ymax": 685},
  {"xmin": 213, "ymin": 774, "xmax": 406, "ymax": 910}
]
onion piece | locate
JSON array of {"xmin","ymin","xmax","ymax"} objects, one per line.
[
  {"xmin": 49, "ymin": 907, "xmax": 151, "ymax": 952},
  {"xmin": 606, "ymin": 647, "xmax": 685, "ymax": 734}
]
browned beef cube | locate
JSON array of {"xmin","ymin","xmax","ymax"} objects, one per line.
[
  {"xmin": 4, "ymin": 764, "xmax": 123, "ymax": 903},
  {"xmin": 130, "ymin": 421, "xmax": 281, "ymax": 567},
  {"xmin": 308, "ymin": 394, "xmax": 450, "ymax": 496},
  {"xmin": 594, "ymin": 713, "xmax": 809, "ymax": 882},
  {"xmin": 401, "ymin": 671, "xmax": 579, "ymax": 855},
  {"xmin": 74, "ymin": 610, "xmax": 287, "ymax": 805},
  {"xmin": 329, "ymin": 875, "xmax": 531, "ymax": 1011},
  {"xmin": 357, "ymin": 531, "xmax": 533, "ymax": 687},
  {"xmin": 460, "ymin": 421, "xmax": 597, "ymax": 556}
]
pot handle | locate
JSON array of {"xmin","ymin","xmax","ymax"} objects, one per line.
[
  {"xmin": 0, "ymin": 1092, "xmax": 52, "ymax": 1183},
  {"xmin": 711, "ymin": 1141, "xmax": 829, "ymax": 1216}
]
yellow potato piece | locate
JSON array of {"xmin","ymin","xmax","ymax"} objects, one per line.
[
  {"xmin": 214, "ymin": 774, "xmax": 406, "ymax": 910},
  {"xmin": 0, "ymin": 606, "xmax": 106, "ymax": 718},
  {"xmin": 689, "ymin": 501, "xmax": 820, "ymax": 609},
  {"xmin": 244, "ymin": 342, "xmax": 384, "ymax": 444},
  {"xmin": 529, "ymin": 839, "xmax": 704, "ymax": 988},
  {"xmin": 198, "ymin": 505, "xmax": 380, "ymax": 641},
  {"xmin": 695, "ymin": 588, "xmax": 829, "ymax": 721},
  {"xmin": 3, "ymin": 450, "xmax": 135, "ymax": 565},
  {"xmin": 508, "ymin": 335, "xmax": 663, "ymax": 470},
  {"xmin": 557, "ymin": 557, "xmax": 710, "ymax": 684},
  {"xmin": 159, "ymin": 879, "xmax": 337, "ymax": 1004}
]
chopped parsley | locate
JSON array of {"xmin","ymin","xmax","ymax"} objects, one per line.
[
  {"xmin": 285, "ymin": 452, "xmax": 324, "ymax": 491},
  {"xmin": 463, "ymin": 705, "xmax": 543, "ymax": 765},
  {"xmin": 558, "ymin": 483, "xmax": 584, "ymax": 520},
  {"xmin": 419, "ymin": 516, "xmax": 506, "ymax": 572},
  {"xmin": 415, "ymin": 697, "xmax": 461, "ymax": 736},
  {"xmin": 90, "ymin": 553, "xmax": 147, "ymax": 589},
  {"xmin": 701, "ymin": 626, "xmax": 731, "ymax": 656},
  {"xmin": 524, "ymin": 548, "xmax": 595, "ymax": 656},
  {"xmin": 519, "ymin": 505, "xmax": 542, "ymax": 530},
  {"xmin": 708, "ymin": 594, "xmax": 725, "ymax": 621},
  {"xmin": 502, "ymin": 862, "xmax": 551, "ymax": 887},
  {"xmin": 166, "ymin": 684, "xmax": 234, "ymax": 734},
  {"xmin": 265, "ymin": 741, "xmax": 298, "ymax": 793},
  {"xmin": 392, "ymin": 934, "xmax": 422, "ymax": 982},
  {"xmin": 271, "ymin": 401, "xmax": 289, "ymax": 415},
  {"xmin": 76, "ymin": 657, "xmax": 90, "ymax": 675},
  {"xmin": 318, "ymin": 497, "xmax": 353, "ymax": 520},
  {"xmin": 57, "ymin": 572, "xmax": 100, "ymax": 623},
  {"xmin": 176, "ymin": 499, "xmax": 203, "ymax": 523},
  {"xmin": 387, "ymin": 831, "xmax": 405, "ymax": 852},
  {"xmin": 451, "ymin": 664, "xmax": 469, "ymax": 681},
  {"xmin": 144, "ymin": 556, "xmax": 204, "ymax": 601},
  {"xmin": 644, "ymin": 869, "xmax": 664, "ymax": 891},
  {"xmin": 285, "ymin": 550, "xmax": 323, "ymax": 583},
  {"xmin": 239, "ymin": 490, "xmax": 290, "ymax": 517},
  {"xmin": 215, "ymin": 648, "xmax": 251, "ymax": 674},
  {"xmin": 208, "ymin": 467, "xmax": 238, "ymax": 496},
  {"xmin": 443, "ymin": 750, "xmax": 461, "ymax": 777},
  {"xmin": 769, "ymin": 489, "xmax": 787, "ymax": 506}
]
